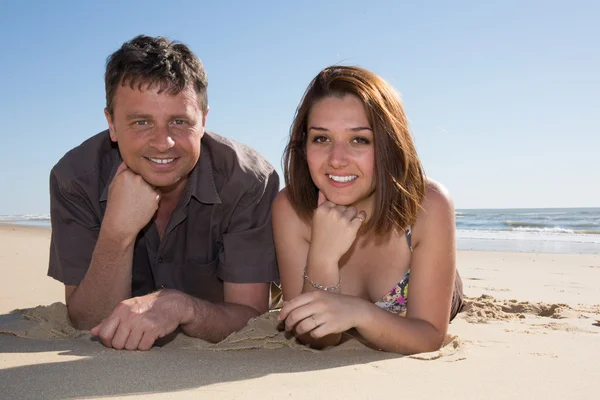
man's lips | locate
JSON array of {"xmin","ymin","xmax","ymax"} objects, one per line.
[{"xmin": 145, "ymin": 156, "xmax": 178, "ymax": 164}]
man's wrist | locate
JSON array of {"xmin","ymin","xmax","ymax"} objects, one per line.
[
  {"xmin": 177, "ymin": 291, "xmax": 205, "ymax": 326},
  {"xmin": 100, "ymin": 215, "xmax": 139, "ymax": 247}
]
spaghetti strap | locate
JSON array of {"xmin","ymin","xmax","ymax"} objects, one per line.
[{"xmin": 405, "ymin": 227, "xmax": 413, "ymax": 252}]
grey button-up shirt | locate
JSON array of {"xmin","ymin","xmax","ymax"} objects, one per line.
[{"xmin": 48, "ymin": 130, "xmax": 279, "ymax": 303}]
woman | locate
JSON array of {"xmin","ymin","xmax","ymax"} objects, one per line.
[{"xmin": 273, "ymin": 66, "xmax": 464, "ymax": 354}]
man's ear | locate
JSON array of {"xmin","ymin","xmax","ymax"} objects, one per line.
[
  {"xmin": 104, "ymin": 108, "xmax": 118, "ymax": 142},
  {"xmin": 202, "ymin": 105, "xmax": 210, "ymax": 128}
]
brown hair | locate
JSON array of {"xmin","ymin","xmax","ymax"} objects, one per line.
[
  {"xmin": 105, "ymin": 35, "xmax": 208, "ymax": 116},
  {"xmin": 283, "ymin": 66, "xmax": 425, "ymax": 235}
]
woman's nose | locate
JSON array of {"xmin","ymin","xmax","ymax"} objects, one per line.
[{"xmin": 328, "ymin": 142, "xmax": 349, "ymax": 168}]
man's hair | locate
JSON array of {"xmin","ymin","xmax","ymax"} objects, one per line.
[
  {"xmin": 283, "ymin": 66, "xmax": 426, "ymax": 235},
  {"xmin": 105, "ymin": 35, "xmax": 208, "ymax": 116}
]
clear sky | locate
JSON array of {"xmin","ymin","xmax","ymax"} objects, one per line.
[{"xmin": 0, "ymin": 0, "xmax": 598, "ymax": 215}]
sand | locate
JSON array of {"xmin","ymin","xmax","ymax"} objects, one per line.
[{"xmin": 1, "ymin": 224, "xmax": 599, "ymax": 399}]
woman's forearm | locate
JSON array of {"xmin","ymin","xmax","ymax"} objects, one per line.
[{"xmin": 355, "ymin": 301, "xmax": 447, "ymax": 355}]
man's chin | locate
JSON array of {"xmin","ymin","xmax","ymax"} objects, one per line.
[{"xmin": 142, "ymin": 175, "xmax": 182, "ymax": 191}]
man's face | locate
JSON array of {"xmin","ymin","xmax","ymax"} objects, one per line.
[{"xmin": 104, "ymin": 83, "xmax": 206, "ymax": 190}]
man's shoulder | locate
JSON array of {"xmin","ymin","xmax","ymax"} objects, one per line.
[
  {"xmin": 203, "ymin": 131, "xmax": 277, "ymax": 190},
  {"xmin": 51, "ymin": 130, "xmax": 116, "ymax": 188}
]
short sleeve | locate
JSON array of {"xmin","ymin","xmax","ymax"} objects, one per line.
[
  {"xmin": 217, "ymin": 170, "xmax": 280, "ymax": 283},
  {"xmin": 48, "ymin": 170, "xmax": 101, "ymax": 286}
]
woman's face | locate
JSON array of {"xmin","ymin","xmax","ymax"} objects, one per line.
[{"xmin": 305, "ymin": 94, "xmax": 375, "ymax": 207}]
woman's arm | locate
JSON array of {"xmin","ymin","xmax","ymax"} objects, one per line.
[
  {"xmin": 355, "ymin": 180, "xmax": 457, "ymax": 353},
  {"xmin": 272, "ymin": 189, "xmax": 343, "ymax": 348}
]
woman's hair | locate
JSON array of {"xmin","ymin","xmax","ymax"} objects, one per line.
[{"xmin": 282, "ymin": 66, "xmax": 425, "ymax": 235}]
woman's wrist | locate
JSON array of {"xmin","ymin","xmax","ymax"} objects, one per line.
[
  {"xmin": 302, "ymin": 248, "xmax": 340, "ymax": 293},
  {"xmin": 306, "ymin": 245, "xmax": 340, "ymax": 271},
  {"xmin": 352, "ymin": 298, "xmax": 376, "ymax": 331}
]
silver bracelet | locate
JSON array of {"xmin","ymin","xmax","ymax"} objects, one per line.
[{"xmin": 303, "ymin": 267, "xmax": 341, "ymax": 292}]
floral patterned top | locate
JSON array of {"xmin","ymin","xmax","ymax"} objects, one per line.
[{"xmin": 374, "ymin": 227, "xmax": 412, "ymax": 316}]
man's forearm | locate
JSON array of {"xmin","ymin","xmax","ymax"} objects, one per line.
[
  {"xmin": 67, "ymin": 226, "xmax": 135, "ymax": 330},
  {"xmin": 180, "ymin": 295, "xmax": 262, "ymax": 343}
]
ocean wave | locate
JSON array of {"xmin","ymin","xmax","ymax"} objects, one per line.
[
  {"xmin": 457, "ymin": 228, "xmax": 600, "ymax": 244},
  {"xmin": 574, "ymin": 222, "xmax": 600, "ymax": 228},
  {"xmin": 578, "ymin": 230, "xmax": 600, "ymax": 235},
  {"xmin": 509, "ymin": 226, "xmax": 575, "ymax": 234},
  {"xmin": 504, "ymin": 221, "xmax": 549, "ymax": 228}
]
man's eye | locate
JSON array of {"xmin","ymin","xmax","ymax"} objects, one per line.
[
  {"xmin": 134, "ymin": 120, "xmax": 148, "ymax": 126},
  {"xmin": 352, "ymin": 137, "xmax": 370, "ymax": 145},
  {"xmin": 173, "ymin": 120, "xmax": 185, "ymax": 125},
  {"xmin": 312, "ymin": 136, "xmax": 329, "ymax": 143}
]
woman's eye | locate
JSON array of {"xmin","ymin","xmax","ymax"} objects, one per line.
[
  {"xmin": 352, "ymin": 137, "xmax": 370, "ymax": 144},
  {"xmin": 312, "ymin": 136, "xmax": 329, "ymax": 143}
]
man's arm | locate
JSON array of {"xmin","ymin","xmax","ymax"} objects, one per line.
[
  {"xmin": 90, "ymin": 281, "xmax": 269, "ymax": 350},
  {"xmin": 53, "ymin": 162, "xmax": 160, "ymax": 330},
  {"xmin": 180, "ymin": 282, "xmax": 270, "ymax": 342},
  {"xmin": 65, "ymin": 224, "xmax": 135, "ymax": 330},
  {"xmin": 179, "ymin": 164, "xmax": 279, "ymax": 341}
]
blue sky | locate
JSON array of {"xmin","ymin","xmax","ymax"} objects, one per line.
[{"xmin": 0, "ymin": 0, "xmax": 598, "ymax": 215}]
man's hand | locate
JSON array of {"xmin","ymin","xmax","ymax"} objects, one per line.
[
  {"xmin": 102, "ymin": 162, "xmax": 160, "ymax": 238},
  {"xmin": 90, "ymin": 289, "xmax": 188, "ymax": 351}
]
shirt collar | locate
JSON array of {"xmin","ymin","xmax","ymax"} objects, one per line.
[
  {"xmin": 99, "ymin": 142, "xmax": 221, "ymax": 205},
  {"xmin": 190, "ymin": 141, "xmax": 221, "ymax": 204}
]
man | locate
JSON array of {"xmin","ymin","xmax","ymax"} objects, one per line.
[{"xmin": 48, "ymin": 35, "xmax": 279, "ymax": 351}]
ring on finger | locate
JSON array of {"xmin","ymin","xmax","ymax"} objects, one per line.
[{"xmin": 311, "ymin": 315, "xmax": 319, "ymax": 328}]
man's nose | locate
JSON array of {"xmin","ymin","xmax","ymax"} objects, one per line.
[{"xmin": 149, "ymin": 128, "xmax": 175, "ymax": 152}]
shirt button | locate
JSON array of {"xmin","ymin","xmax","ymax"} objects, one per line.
[{"xmin": 158, "ymin": 257, "xmax": 163, "ymax": 263}]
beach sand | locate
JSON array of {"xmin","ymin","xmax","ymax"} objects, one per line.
[{"xmin": 1, "ymin": 224, "xmax": 598, "ymax": 399}]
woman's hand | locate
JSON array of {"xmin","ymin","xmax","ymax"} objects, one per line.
[
  {"xmin": 278, "ymin": 290, "xmax": 367, "ymax": 338},
  {"xmin": 309, "ymin": 191, "xmax": 366, "ymax": 264}
]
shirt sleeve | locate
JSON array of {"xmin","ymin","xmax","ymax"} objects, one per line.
[
  {"xmin": 47, "ymin": 170, "xmax": 101, "ymax": 286},
  {"xmin": 217, "ymin": 169, "xmax": 280, "ymax": 283}
]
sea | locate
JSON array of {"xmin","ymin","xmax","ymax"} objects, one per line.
[{"xmin": 1, "ymin": 208, "xmax": 600, "ymax": 254}]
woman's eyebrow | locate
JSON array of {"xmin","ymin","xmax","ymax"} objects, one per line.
[
  {"xmin": 307, "ymin": 126, "xmax": 372, "ymax": 132},
  {"xmin": 349, "ymin": 126, "xmax": 372, "ymax": 132}
]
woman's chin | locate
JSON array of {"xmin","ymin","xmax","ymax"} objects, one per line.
[{"xmin": 324, "ymin": 193, "xmax": 361, "ymax": 206}]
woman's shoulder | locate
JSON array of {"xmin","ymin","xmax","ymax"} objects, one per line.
[
  {"xmin": 412, "ymin": 179, "xmax": 455, "ymax": 241},
  {"xmin": 422, "ymin": 178, "xmax": 454, "ymax": 214},
  {"xmin": 272, "ymin": 187, "xmax": 312, "ymax": 237},
  {"xmin": 272, "ymin": 186, "xmax": 295, "ymax": 216}
]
